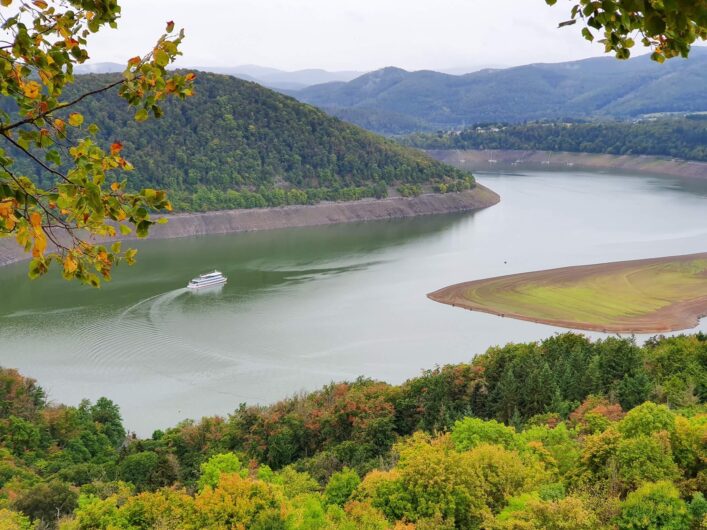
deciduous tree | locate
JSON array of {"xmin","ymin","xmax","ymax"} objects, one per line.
[
  {"xmin": 546, "ymin": 0, "xmax": 707, "ymax": 61},
  {"xmin": 0, "ymin": 0, "xmax": 194, "ymax": 285}
]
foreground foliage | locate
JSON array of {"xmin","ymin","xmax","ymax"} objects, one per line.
[
  {"xmin": 0, "ymin": 332, "xmax": 704, "ymax": 528},
  {"xmin": 546, "ymin": 0, "xmax": 707, "ymax": 61},
  {"xmin": 0, "ymin": 1, "xmax": 194, "ymax": 284}
]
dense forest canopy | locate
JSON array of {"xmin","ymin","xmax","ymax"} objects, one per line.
[
  {"xmin": 0, "ymin": 332, "xmax": 704, "ymax": 528},
  {"xmin": 401, "ymin": 116, "xmax": 707, "ymax": 162},
  {"xmin": 7, "ymin": 72, "xmax": 473, "ymax": 213}
]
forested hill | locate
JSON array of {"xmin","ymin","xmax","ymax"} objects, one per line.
[
  {"xmin": 402, "ymin": 117, "xmax": 707, "ymax": 162},
  {"xmin": 288, "ymin": 49, "xmax": 707, "ymax": 134},
  {"xmin": 18, "ymin": 72, "xmax": 470, "ymax": 211}
]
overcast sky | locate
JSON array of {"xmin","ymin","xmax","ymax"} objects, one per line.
[{"xmin": 87, "ymin": 0, "xmax": 637, "ymax": 72}]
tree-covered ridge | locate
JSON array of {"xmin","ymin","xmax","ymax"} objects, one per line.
[
  {"xmin": 289, "ymin": 50, "xmax": 707, "ymax": 134},
  {"xmin": 402, "ymin": 117, "xmax": 707, "ymax": 162},
  {"xmin": 0, "ymin": 333, "xmax": 704, "ymax": 528},
  {"xmin": 12, "ymin": 72, "xmax": 472, "ymax": 212}
]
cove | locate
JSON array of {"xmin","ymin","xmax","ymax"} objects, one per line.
[{"xmin": 0, "ymin": 170, "xmax": 705, "ymax": 435}]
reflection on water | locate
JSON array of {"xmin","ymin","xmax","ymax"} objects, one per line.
[{"xmin": 0, "ymin": 171, "xmax": 705, "ymax": 435}]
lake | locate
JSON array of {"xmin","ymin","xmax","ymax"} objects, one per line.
[{"xmin": 1, "ymin": 171, "xmax": 706, "ymax": 435}]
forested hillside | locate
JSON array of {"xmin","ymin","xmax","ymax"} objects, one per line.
[
  {"xmin": 9, "ymin": 72, "xmax": 470, "ymax": 211},
  {"xmin": 289, "ymin": 50, "xmax": 707, "ymax": 134},
  {"xmin": 0, "ymin": 333, "xmax": 704, "ymax": 528},
  {"xmin": 402, "ymin": 117, "xmax": 707, "ymax": 162}
]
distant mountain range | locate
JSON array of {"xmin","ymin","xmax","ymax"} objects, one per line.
[
  {"xmin": 285, "ymin": 49, "xmax": 707, "ymax": 134},
  {"xmin": 74, "ymin": 63, "xmax": 363, "ymax": 91}
]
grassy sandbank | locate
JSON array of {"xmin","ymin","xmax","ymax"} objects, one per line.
[{"xmin": 428, "ymin": 253, "xmax": 707, "ymax": 333}]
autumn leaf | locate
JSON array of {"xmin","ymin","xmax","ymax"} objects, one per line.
[
  {"xmin": 68, "ymin": 113, "xmax": 84, "ymax": 127},
  {"xmin": 22, "ymin": 81, "xmax": 41, "ymax": 99},
  {"xmin": 0, "ymin": 200, "xmax": 16, "ymax": 230},
  {"xmin": 32, "ymin": 0, "xmax": 48, "ymax": 8},
  {"xmin": 32, "ymin": 230, "xmax": 47, "ymax": 257},
  {"xmin": 0, "ymin": 200, "xmax": 14, "ymax": 218},
  {"xmin": 111, "ymin": 182, "xmax": 120, "ymax": 192},
  {"xmin": 29, "ymin": 212, "xmax": 42, "ymax": 229},
  {"xmin": 166, "ymin": 20, "xmax": 175, "ymax": 32},
  {"xmin": 110, "ymin": 141, "xmax": 123, "ymax": 155},
  {"xmin": 63, "ymin": 255, "xmax": 78, "ymax": 274}
]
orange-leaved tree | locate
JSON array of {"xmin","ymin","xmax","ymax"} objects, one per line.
[{"xmin": 0, "ymin": 0, "xmax": 194, "ymax": 285}]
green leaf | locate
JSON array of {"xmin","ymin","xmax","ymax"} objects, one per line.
[
  {"xmin": 645, "ymin": 15, "xmax": 667, "ymax": 36},
  {"xmin": 28, "ymin": 258, "xmax": 44, "ymax": 279},
  {"xmin": 134, "ymin": 109, "xmax": 149, "ymax": 122},
  {"xmin": 154, "ymin": 49, "xmax": 169, "ymax": 67},
  {"xmin": 136, "ymin": 220, "xmax": 152, "ymax": 238}
]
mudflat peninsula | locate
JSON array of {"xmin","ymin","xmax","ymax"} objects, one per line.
[{"xmin": 428, "ymin": 253, "xmax": 707, "ymax": 333}]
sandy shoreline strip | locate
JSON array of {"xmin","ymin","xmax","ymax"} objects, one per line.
[
  {"xmin": 0, "ymin": 185, "xmax": 499, "ymax": 268},
  {"xmin": 428, "ymin": 253, "xmax": 707, "ymax": 334},
  {"xmin": 427, "ymin": 149, "xmax": 707, "ymax": 180}
]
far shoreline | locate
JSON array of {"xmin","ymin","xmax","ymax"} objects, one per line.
[
  {"xmin": 0, "ymin": 184, "xmax": 500, "ymax": 268},
  {"xmin": 426, "ymin": 149, "xmax": 707, "ymax": 180}
]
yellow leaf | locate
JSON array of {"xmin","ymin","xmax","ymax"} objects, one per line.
[
  {"xmin": 29, "ymin": 211, "xmax": 42, "ymax": 228},
  {"xmin": 53, "ymin": 118, "xmax": 65, "ymax": 132},
  {"xmin": 0, "ymin": 200, "xmax": 14, "ymax": 219},
  {"xmin": 64, "ymin": 255, "xmax": 77, "ymax": 274},
  {"xmin": 68, "ymin": 112, "xmax": 84, "ymax": 127},
  {"xmin": 22, "ymin": 81, "xmax": 41, "ymax": 99},
  {"xmin": 32, "ymin": 230, "xmax": 46, "ymax": 257},
  {"xmin": 111, "ymin": 182, "xmax": 120, "ymax": 192},
  {"xmin": 33, "ymin": 0, "xmax": 47, "ymax": 8},
  {"xmin": 1, "ymin": 0, "xmax": 13, "ymax": 6}
]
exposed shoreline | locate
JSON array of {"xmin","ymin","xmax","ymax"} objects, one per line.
[
  {"xmin": 428, "ymin": 253, "xmax": 707, "ymax": 334},
  {"xmin": 426, "ymin": 149, "xmax": 707, "ymax": 180},
  {"xmin": 0, "ymin": 185, "xmax": 500, "ymax": 268}
]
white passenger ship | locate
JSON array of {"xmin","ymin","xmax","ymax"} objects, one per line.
[{"xmin": 187, "ymin": 270, "xmax": 227, "ymax": 290}]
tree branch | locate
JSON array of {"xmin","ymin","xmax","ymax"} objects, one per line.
[
  {"xmin": 0, "ymin": 77, "xmax": 126, "ymax": 134},
  {"xmin": 1, "ymin": 132, "xmax": 72, "ymax": 184}
]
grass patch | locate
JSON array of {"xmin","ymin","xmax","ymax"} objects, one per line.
[{"xmin": 430, "ymin": 254, "xmax": 707, "ymax": 332}]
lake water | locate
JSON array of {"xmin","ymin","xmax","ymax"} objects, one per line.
[{"xmin": 1, "ymin": 171, "xmax": 706, "ymax": 435}]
